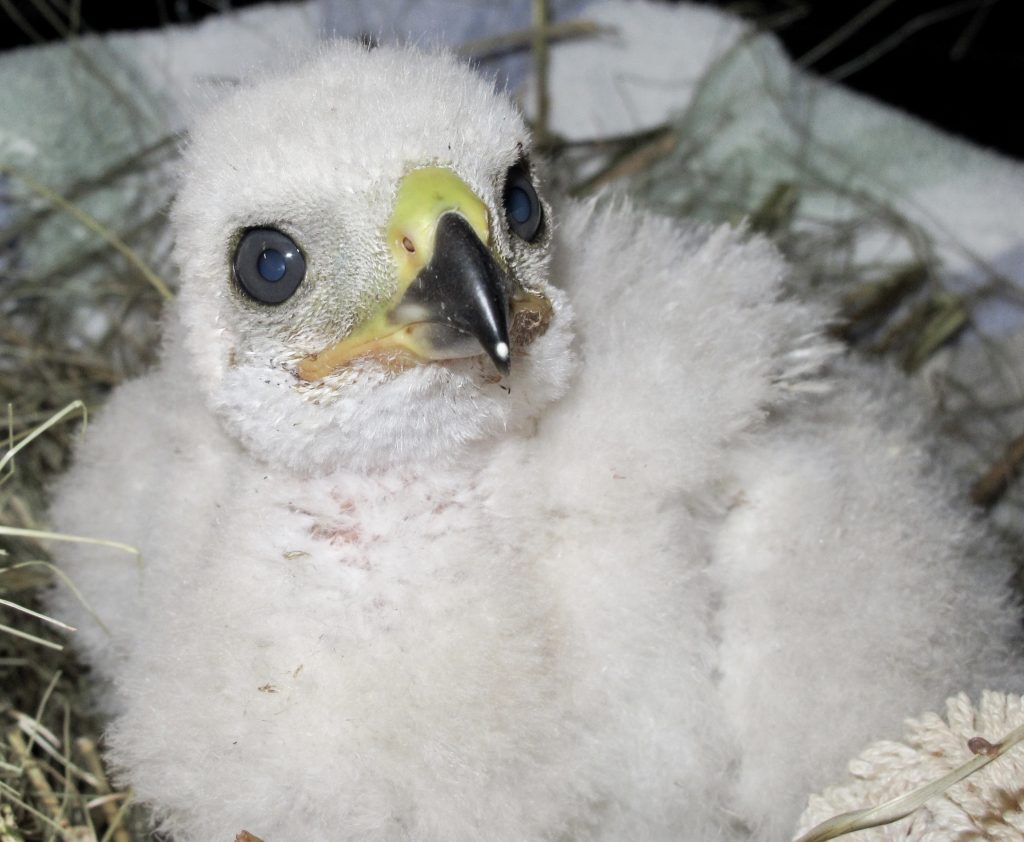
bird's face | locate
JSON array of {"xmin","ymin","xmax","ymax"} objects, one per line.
[{"xmin": 172, "ymin": 45, "xmax": 575, "ymax": 474}]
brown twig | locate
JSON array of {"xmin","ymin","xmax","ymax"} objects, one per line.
[
  {"xmin": 971, "ymin": 432, "xmax": 1024, "ymax": 509},
  {"xmin": 531, "ymin": 0, "xmax": 551, "ymax": 149},
  {"xmin": 458, "ymin": 18, "xmax": 605, "ymax": 59},
  {"xmin": 0, "ymin": 803, "xmax": 25, "ymax": 842},
  {"xmin": 748, "ymin": 182, "xmax": 800, "ymax": 235},
  {"xmin": 570, "ymin": 128, "xmax": 681, "ymax": 196},
  {"xmin": 0, "ymin": 167, "xmax": 173, "ymax": 301},
  {"xmin": 76, "ymin": 738, "xmax": 131, "ymax": 842},
  {"xmin": 836, "ymin": 263, "xmax": 929, "ymax": 342},
  {"xmin": 868, "ymin": 292, "xmax": 967, "ymax": 372},
  {"xmin": 7, "ymin": 727, "xmax": 62, "ymax": 827}
]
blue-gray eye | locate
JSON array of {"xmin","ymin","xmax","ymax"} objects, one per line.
[
  {"xmin": 233, "ymin": 228, "xmax": 306, "ymax": 304},
  {"xmin": 503, "ymin": 165, "xmax": 543, "ymax": 242},
  {"xmin": 506, "ymin": 187, "xmax": 532, "ymax": 225},
  {"xmin": 258, "ymin": 249, "xmax": 287, "ymax": 282}
]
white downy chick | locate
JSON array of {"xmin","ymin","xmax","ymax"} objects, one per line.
[{"xmin": 48, "ymin": 42, "xmax": 1021, "ymax": 841}]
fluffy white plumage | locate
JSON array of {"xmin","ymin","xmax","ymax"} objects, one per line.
[{"xmin": 48, "ymin": 43, "xmax": 1021, "ymax": 841}]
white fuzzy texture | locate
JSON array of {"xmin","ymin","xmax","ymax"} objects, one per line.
[
  {"xmin": 795, "ymin": 692, "xmax": 1024, "ymax": 839},
  {"xmin": 172, "ymin": 43, "xmax": 571, "ymax": 473},
  {"xmin": 48, "ymin": 43, "xmax": 1020, "ymax": 841}
]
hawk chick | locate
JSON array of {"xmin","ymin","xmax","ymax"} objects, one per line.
[{"xmin": 49, "ymin": 42, "xmax": 1020, "ymax": 842}]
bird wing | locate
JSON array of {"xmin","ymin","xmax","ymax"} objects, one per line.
[{"xmin": 710, "ymin": 360, "xmax": 1021, "ymax": 838}]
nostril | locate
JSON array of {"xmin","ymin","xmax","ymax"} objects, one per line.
[{"xmin": 402, "ymin": 236, "xmax": 415, "ymax": 253}]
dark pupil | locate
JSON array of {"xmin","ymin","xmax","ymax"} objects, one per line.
[
  {"xmin": 258, "ymin": 249, "xmax": 288, "ymax": 282},
  {"xmin": 507, "ymin": 186, "xmax": 533, "ymax": 224}
]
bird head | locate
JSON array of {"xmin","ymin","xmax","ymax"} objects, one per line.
[{"xmin": 171, "ymin": 43, "xmax": 575, "ymax": 474}]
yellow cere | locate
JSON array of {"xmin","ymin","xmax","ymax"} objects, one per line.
[
  {"xmin": 296, "ymin": 167, "xmax": 493, "ymax": 382},
  {"xmin": 386, "ymin": 166, "xmax": 491, "ymax": 287}
]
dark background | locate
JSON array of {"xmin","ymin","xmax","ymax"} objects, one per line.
[{"xmin": 1, "ymin": 0, "xmax": 1020, "ymax": 159}]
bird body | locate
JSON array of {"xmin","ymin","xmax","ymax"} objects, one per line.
[{"xmin": 48, "ymin": 43, "xmax": 1020, "ymax": 841}]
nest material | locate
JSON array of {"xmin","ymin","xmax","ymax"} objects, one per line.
[{"xmin": 795, "ymin": 692, "xmax": 1024, "ymax": 840}]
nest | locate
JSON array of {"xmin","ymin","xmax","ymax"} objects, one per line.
[{"xmin": 1, "ymin": 3, "xmax": 1022, "ymax": 839}]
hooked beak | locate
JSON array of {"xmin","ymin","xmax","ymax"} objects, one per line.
[
  {"xmin": 397, "ymin": 212, "xmax": 513, "ymax": 374},
  {"xmin": 296, "ymin": 167, "xmax": 551, "ymax": 382}
]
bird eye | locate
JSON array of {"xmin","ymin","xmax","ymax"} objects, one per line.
[
  {"xmin": 503, "ymin": 166, "xmax": 543, "ymax": 243},
  {"xmin": 233, "ymin": 227, "xmax": 306, "ymax": 304}
]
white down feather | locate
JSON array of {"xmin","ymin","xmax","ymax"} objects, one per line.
[{"xmin": 47, "ymin": 42, "xmax": 1021, "ymax": 842}]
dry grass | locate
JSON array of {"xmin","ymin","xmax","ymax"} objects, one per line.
[{"xmin": 0, "ymin": 43, "xmax": 169, "ymax": 832}]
